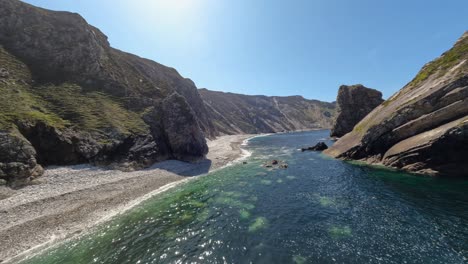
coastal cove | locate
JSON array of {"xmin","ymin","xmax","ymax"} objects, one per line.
[
  {"xmin": 15, "ymin": 131, "xmax": 468, "ymax": 264},
  {"xmin": 0, "ymin": 134, "xmax": 253, "ymax": 263}
]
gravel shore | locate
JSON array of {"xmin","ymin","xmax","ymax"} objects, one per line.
[{"xmin": 0, "ymin": 134, "xmax": 253, "ymax": 263}]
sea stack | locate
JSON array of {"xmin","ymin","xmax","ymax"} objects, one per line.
[{"xmin": 330, "ymin": 84, "xmax": 384, "ymax": 138}]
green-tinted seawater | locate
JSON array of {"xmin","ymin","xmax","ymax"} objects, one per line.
[{"xmin": 21, "ymin": 131, "xmax": 468, "ymax": 264}]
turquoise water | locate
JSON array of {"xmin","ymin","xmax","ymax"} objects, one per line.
[{"xmin": 21, "ymin": 131, "xmax": 468, "ymax": 264}]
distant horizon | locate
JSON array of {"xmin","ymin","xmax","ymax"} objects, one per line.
[{"xmin": 21, "ymin": 0, "xmax": 468, "ymax": 102}]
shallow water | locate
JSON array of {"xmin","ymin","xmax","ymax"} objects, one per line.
[{"xmin": 21, "ymin": 131, "xmax": 468, "ymax": 264}]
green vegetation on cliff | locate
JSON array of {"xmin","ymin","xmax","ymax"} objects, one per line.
[
  {"xmin": 0, "ymin": 47, "xmax": 148, "ymax": 135},
  {"xmin": 409, "ymin": 32, "xmax": 468, "ymax": 87}
]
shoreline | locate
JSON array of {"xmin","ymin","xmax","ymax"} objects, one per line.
[{"xmin": 0, "ymin": 134, "xmax": 254, "ymax": 263}]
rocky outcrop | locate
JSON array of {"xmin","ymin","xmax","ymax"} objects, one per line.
[
  {"xmin": 160, "ymin": 93, "xmax": 208, "ymax": 162},
  {"xmin": 0, "ymin": 131, "xmax": 43, "ymax": 185},
  {"xmin": 0, "ymin": 0, "xmax": 212, "ymax": 184},
  {"xmin": 301, "ymin": 142, "xmax": 328, "ymax": 152},
  {"xmin": 325, "ymin": 32, "xmax": 468, "ymax": 177},
  {"xmin": 199, "ymin": 89, "xmax": 336, "ymax": 134},
  {"xmin": 330, "ymin": 84, "xmax": 383, "ymax": 137}
]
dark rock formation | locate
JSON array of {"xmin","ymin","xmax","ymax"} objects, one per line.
[
  {"xmin": 301, "ymin": 142, "xmax": 328, "ymax": 152},
  {"xmin": 199, "ymin": 89, "xmax": 336, "ymax": 134},
  {"xmin": 0, "ymin": 0, "xmax": 211, "ymax": 184},
  {"xmin": 325, "ymin": 32, "xmax": 468, "ymax": 177},
  {"xmin": 262, "ymin": 160, "xmax": 288, "ymax": 169},
  {"xmin": 160, "ymin": 93, "xmax": 208, "ymax": 162},
  {"xmin": 0, "ymin": 130, "xmax": 43, "ymax": 186},
  {"xmin": 330, "ymin": 84, "xmax": 383, "ymax": 137}
]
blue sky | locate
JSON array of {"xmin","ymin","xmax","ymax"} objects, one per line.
[{"xmin": 23, "ymin": 0, "xmax": 467, "ymax": 102}]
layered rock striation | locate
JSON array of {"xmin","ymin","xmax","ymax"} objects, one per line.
[
  {"xmin": 330, "ymin": 84, "xmax": 383, "ymax": 138},
  {"xmin": 199, "ymin": 89, "xmax": 336, "ymax": 134},
  {"xmin": 325, "ymin": 32, "xmax": 468, "ymax": 177}
]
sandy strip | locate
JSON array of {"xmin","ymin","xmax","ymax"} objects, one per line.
[{"xmin": 0, "ymin": 134, "xmax": 253, "ymax": 263}]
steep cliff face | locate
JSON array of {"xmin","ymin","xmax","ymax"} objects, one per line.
[
  {"xmin": 330, "ymin": 84, "xmax": 383, "ymax": 138},
  {"xmin": 325, "ymin": 32, "xmax": 468, "ymax": 177},
  {"xmin": 199, "ymin": 89, "xmax": 336, "ymax": 134},
  {"xmin": 0, "ymin": 0, "xmax": 211, "ymax": 184}
]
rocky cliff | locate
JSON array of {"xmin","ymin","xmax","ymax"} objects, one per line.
[
  {"xmin": 330, "ymin": 84, "xmax": 383, "ymax": 137},
  {"xmin": 199, "ymin": 89, "xmax": 336, "ymax": 134},
  {"xmin": 325, "ymin": 32, "xmax": 468, "ymax": 177},
  {"xmin": 0, "ymin": 0, "xmax": 211, "ymax": 185}
]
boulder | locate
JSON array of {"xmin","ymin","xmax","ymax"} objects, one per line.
[
  {"xmin": 263, "ymin": 160, "xmax": 288, "ymax": 169},
  {"xmin": 0, "ymin": 130, "xmax": 43, "ymax": 186},
  {"xmin": 330, "ymin": 84, "xmax": 383, "ymax": 138},
  {"xmin": 301, "ymin": 142, "xmax": 328, "ymax": 151},
  {"xmin": 160, "ymin": 93, "xmax": 208, "ymax": 162}
]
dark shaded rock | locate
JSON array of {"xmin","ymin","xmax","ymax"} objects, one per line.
[
  {"xmin": 0, "ymin": 131, "xmax": 43, "ymax": 185},
  {"xmin": 160, "ymin": 93, "xmax": 208, "ymax": 162},
  {"xmin": 325, "ymin": 32, "xmax": 468, "ymax": 177},
  {"xmin": 16, "ymin": 122, "xmax": 100, "ymax": 165},
  {"xmin": 263, "ymin": 160, "xmax": 288, "ymax": 169},
  {"xmin": 330, "ymin": 84, "xmax": 384, "ymax": 137},
  {"xmin": 301, "ymin": 142, "xmax": 328, "ymax": 151}
]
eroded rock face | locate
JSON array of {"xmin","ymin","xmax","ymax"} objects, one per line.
[
  {"xmin": 161, "ymin": 93, "xmax": 208, "ymax": 162},
  {"xmin": 325, "ymin": 32, "xmax": 468, "ymax": 177},
  {"xmin": 330, "ymin": 84, "xmax": 383, "ymax": 138},
  {"xmin": 0, "ymin": 0, "xmax": 211, "ymax": 184},
  {"xmin": 0, "ymin": 131, "xmax": 43, "ymax": 185}
]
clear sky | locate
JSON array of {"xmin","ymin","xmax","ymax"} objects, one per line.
[{"xmin": 22, "ymin": 0, "xmax": 468, "ymax": 102}]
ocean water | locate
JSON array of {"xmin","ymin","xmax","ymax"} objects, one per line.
[{"xmin": 21, "ymin": 130, "xmax": 468, "ymax": 264}]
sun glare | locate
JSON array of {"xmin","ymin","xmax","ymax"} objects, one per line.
[{"xmin": 129, "ymin": 0, "xmax": 200, "ymax": 25}]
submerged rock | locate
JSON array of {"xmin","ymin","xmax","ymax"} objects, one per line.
[
  {"xmin": 330, "ymin": 84, "xmax": 383, "ymax": 138},
  {"xmin": 301, "ymin": 142, "xmax": 328, "ymax": 151},
  {"xmin": 262, "ymin": 160, "xmax": 288, "ymax": 169}
]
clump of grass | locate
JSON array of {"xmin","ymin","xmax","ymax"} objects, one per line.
[{"xmin": 409, "ymin": 34, "xmax": 468, "ymax": 87}]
